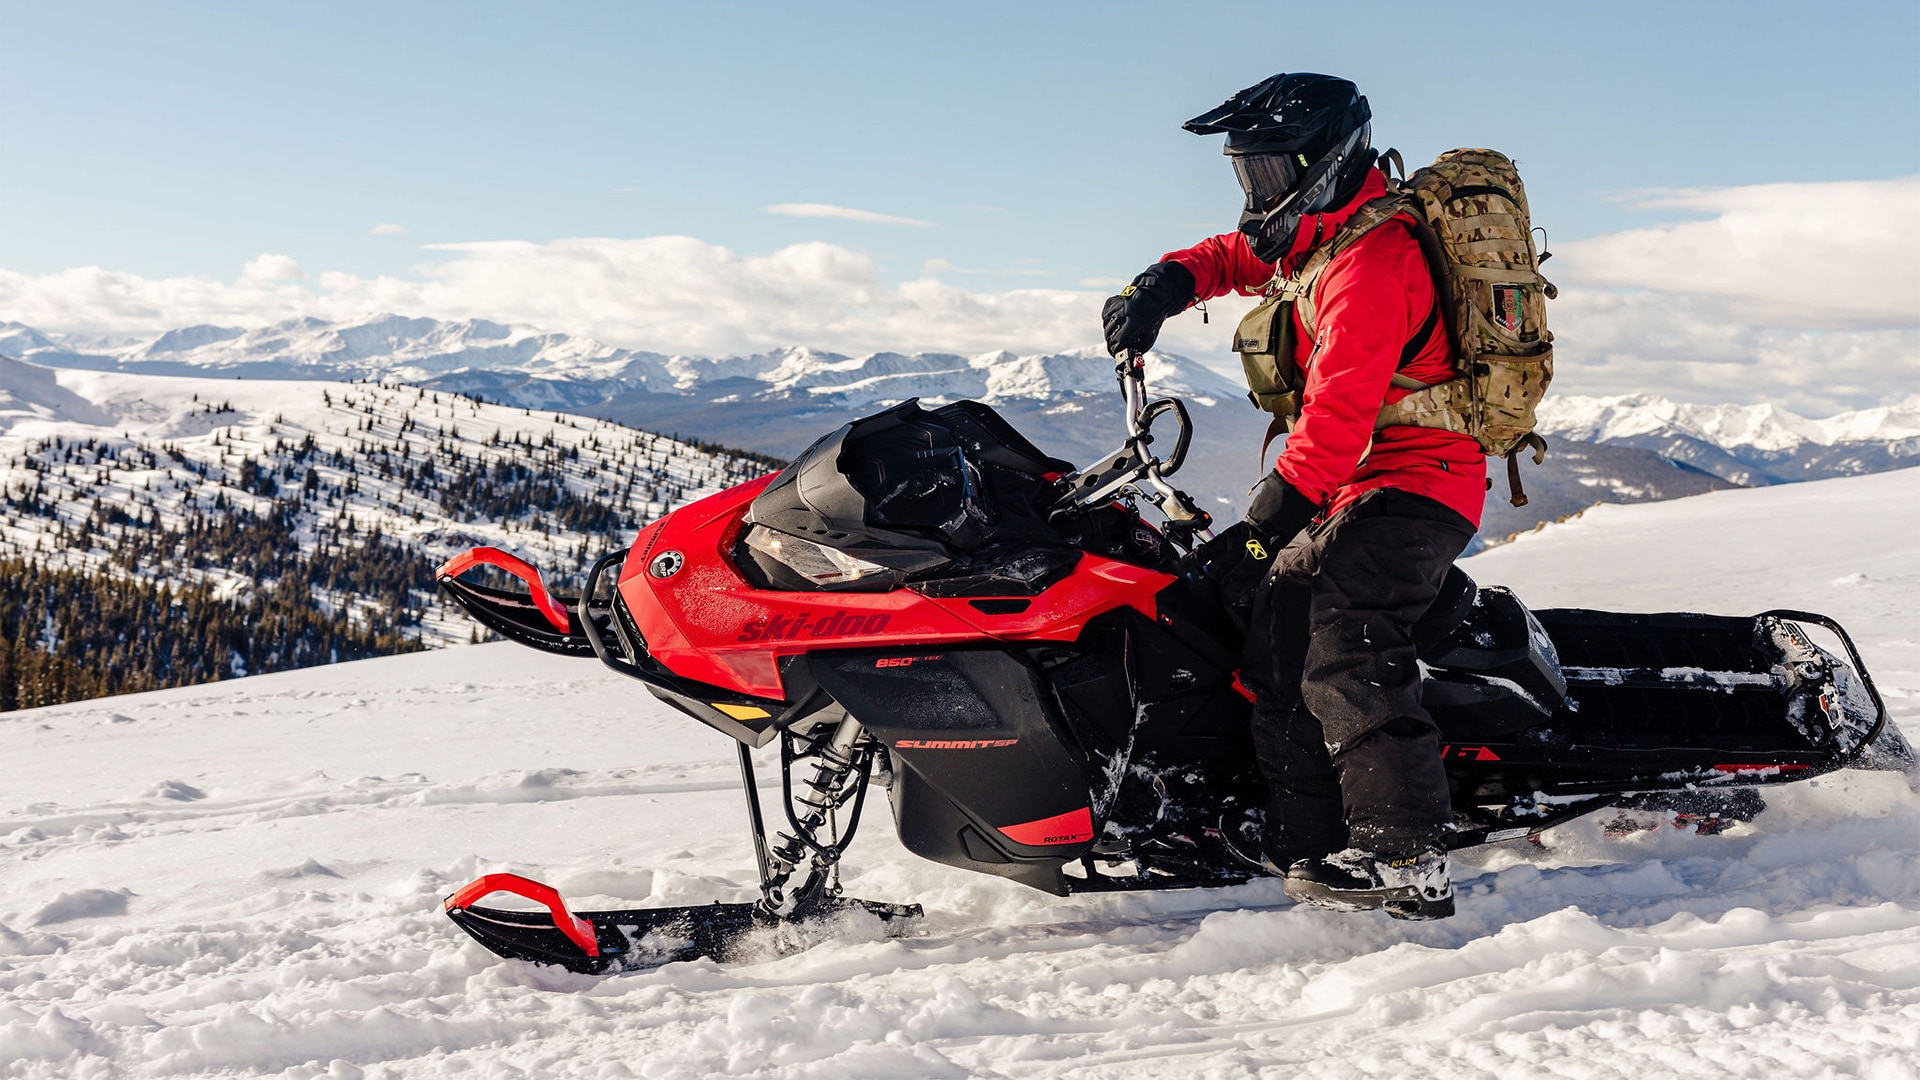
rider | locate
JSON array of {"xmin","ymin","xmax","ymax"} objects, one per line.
[{"xmin": 1100, "ymin": 73, "xmax": 1481, "ymax": 919}]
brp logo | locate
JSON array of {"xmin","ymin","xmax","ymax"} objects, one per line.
[{"xmin": 648, "ymin": 550, "xmax": 685, "ymax": 579}]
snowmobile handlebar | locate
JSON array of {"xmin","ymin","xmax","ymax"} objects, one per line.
[
  {"xmin": 1048, "ymin": 351, "xmax": 1213, "ymax": 545},
  {"xmin": 1112, "ymin": 349, "xmax": 1191, "ymax": 473},
  {"xmin": 1138, "ymin": 396, "xmax": 1193, "ymax": 476}
]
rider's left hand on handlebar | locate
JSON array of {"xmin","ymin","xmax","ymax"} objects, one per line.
[
  {"xmin": 1244, "ymin": 469, "xmax": 1321, "ymax": 545},
  {"xmin": 1102, "ymin": 261, "xmax": 1196, "ymax": 358},
  {"xmin": 1185, "ymin": 520, "xmax": 1279, "ymax": 606}
]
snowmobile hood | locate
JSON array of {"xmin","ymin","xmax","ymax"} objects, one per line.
[{"xmin": 617, "ymin": 477, "xmax": 1173, "ymax": 700}]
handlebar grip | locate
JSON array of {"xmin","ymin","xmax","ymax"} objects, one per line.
[{"xmin": 1140, "ymin": 397, "xmax": 1193, "ymax": 475}]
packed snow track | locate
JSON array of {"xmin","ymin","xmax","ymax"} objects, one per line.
[{"xmin": 3, "ymin": 467, "xmax": 1919, "ymax": 1078}]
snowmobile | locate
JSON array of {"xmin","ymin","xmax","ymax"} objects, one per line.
[{"xmin": 435, "ymin": 354, "xmax": 1914, "ymax": 974}]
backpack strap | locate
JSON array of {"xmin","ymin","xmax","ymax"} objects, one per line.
[
  {"xmin": 1378, "ymin": 147, "xmax": 1406, "ymax": 184},
  {"xmin": 1397, "ymin": 291, "xmax": 1442, "ymax": 370},
  {"xmin": 1258, "ymin": 413, "xmax": 1289, "ymax": 473},
  {"xmin": 1503, "ymin": 432, "xmax": 1549, "ymax": 508},
  {"xmin": 1293, "ymin": 195, "xmax": 1415, "ymax": 339}
]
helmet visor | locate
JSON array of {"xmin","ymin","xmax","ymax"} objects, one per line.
[{"xmin": 1231, "ymin": 152, "xmax": 1303, "ymax": 214}]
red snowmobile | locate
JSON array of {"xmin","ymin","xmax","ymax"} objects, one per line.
[{"xmin": 435, "ymin": 357, "xmax": 1913, "ymax": 973}]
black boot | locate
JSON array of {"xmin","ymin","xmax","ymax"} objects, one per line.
[{"xmin": 1283, "ymin": 845, "xmax": 1454, "ymax": 920}]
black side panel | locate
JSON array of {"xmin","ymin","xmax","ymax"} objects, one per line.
[
  {"xmin": 1421, "ymin": 586, "xmax": 1569, "ymax": 742},
  {"xmin": 1045, "ymin": 584, "xmax": 1252, "ymax": 766},
  {"xmin": 1040, "ymin": 584, "xmax": 1258, "ymax": 861},
  {"xmin": 807, "ymin": 647, "xmax": 1094, "ymax": 894}
]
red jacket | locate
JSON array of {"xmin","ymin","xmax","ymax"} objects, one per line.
[{"xmin": 1162, "ymin": 168, "xmax": 1487, "ymax": 529}]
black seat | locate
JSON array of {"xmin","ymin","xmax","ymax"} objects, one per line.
[{"xmin": 1412, "ymin": 565, "xmax": 1477, "ymax": 657}]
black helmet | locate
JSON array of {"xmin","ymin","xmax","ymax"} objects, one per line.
[{"xmin": 1184, "ymin": 73, "xmax": 1377, "ymax": 263}]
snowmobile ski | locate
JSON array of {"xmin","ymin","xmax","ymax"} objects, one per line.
[{"xmin": 443, "ymin": 873, "xmax": 922, "ymax": 974}]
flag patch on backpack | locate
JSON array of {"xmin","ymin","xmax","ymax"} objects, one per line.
[{"xmin": 1493, "ymin": 284, "xmax": 1523, "ymax": 335}]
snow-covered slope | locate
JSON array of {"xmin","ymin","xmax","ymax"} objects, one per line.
[
  {"xmin": 2, "ymin": 466, "xmax": 1916, "ymax": 1077},
  {"xmin": 0, "ymin": 357, "xmax": 769, "ymax": 645}
]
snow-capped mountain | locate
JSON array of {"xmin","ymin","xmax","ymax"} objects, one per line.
[
  {"xmin": 1537, "ymin": 392, "xmax": 1920, "ymax": 485},
  {"xmin": 0, "ymin": 315, "xmax": 1278, "ymax": 528},
  {"xmin": 0, "ymin": 315, "xmax": 1240, "ymax": 409},
  {"xmin": 1, "ymin": 315, "xmax": 643, "ymax": 387},
  {"xmin": 8, "ymin": 315, "xmax": 1916, "ymax": 547}
]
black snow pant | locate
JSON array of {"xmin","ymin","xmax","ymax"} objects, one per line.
[{"xmin": 1241, "ymin": 487, "xmax": 1475, "ymax": 864}]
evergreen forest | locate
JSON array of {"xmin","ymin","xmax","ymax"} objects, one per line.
[{"xmin": 0, "ymin": 385, "xmax": 778, "ymax": 710}]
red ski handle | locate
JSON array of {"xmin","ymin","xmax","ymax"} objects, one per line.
[
  {"xmin": 435, "ymin": 547, "xmax": 572, "ymax": 633},
  {"xmin": 443, "ymin": 873, "xmax": 600, "ymax": 958}
]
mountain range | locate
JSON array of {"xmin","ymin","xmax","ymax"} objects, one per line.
[{"xmin": 4, "ymin": 314, "xmax": 1915, "ymax": 545}]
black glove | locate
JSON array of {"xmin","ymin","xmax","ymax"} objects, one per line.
[
  {"xmin": 1101, "ymin": 261, "xmax": 1196, "ymax": 357},
  {"xmin": 1184, "ymin": 471, "xmax": 1322, "ymax": 606}
]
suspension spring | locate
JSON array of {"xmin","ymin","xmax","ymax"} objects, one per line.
[{"xmin": 760, "ymin": 715, "xmax": 867, "ymax": 914}]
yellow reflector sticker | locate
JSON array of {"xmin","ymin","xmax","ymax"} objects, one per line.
[{"xmin": 712, "ymin": 702, "xmax": 772, "ymax": 721}]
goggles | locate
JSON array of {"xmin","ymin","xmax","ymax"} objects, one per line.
[{"xmin": 1231, "ymin": 151, "xmax": 1307, "ymax": 214}]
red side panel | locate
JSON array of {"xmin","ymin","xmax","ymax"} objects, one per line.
[
  {"xmin": 618, "ymin": 477, "xmax": 1176, "ymax": 700},
  {"xmin": 998, "ymin": 807, "xmax": 1094, "ymax": 846}
]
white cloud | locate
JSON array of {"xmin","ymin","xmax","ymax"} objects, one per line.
[
  {"xmin": 1548, "ymin": 289, "xmax": 1920, "ymax": 416},
  {"xmin": 1, "ymin": 176, "xmax": 1914, "ymax": 414},
  {"xmin": 763, "ymin": 203, "xmax": 935, "ymax": 228},
  {"xmin": 1556, "ymin": 176, "xmax": 1920, "ymax": 328},
  {"xmin": 239, "ymin": 253, "xmax": 306, "ymax": 282},
  {"xmin": 1539, "ymin": 175, "xmax": 1920, "ymax": 413},
  {"xmin": 370, "ymin": 223, "xmax": 409, "ymax": 236},
  {"xmin": 0, "ymin": 238, "xmax": 1095, "ymax": 357}
]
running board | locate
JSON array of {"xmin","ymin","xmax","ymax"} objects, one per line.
[{"xmin": 443, "ymin": 873, "xmax": 921, "ymax": 974}]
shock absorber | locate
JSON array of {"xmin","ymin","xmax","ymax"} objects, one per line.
[{"xmin": 759, "ymin": 715, "xmax": 868, "ymax": 917}]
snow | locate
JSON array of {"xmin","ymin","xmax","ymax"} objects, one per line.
[
  {"xmin": 0, "ymin": 357, "xmax": 760, "ymax": 643},
  {"xmin": 3, "ymin": 464, "xmax": 1920, "ymax": 1076}
]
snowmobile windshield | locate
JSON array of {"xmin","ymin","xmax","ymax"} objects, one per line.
[
  {"xmin": 741, "ymin": 399, "xmax": 1076, "ymax": 585},
  {"xmin": 841, "ymin": 424, "xmax": 990, "ymax": 542}
]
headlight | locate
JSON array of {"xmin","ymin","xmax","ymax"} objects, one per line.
[{"xmin": 741, "ymin": 525, "xmax": 894, "ymax": 587}]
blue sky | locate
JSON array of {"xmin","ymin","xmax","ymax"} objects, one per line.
[
  {"xmin": 1, "ymin": 1, "xmax": 1916, "ymax": 411},
  {"xmin": 5, "ymin": 0, "xmax": 1914, "ymax": 285}
]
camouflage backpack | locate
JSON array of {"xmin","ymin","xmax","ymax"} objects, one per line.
[{"xmin": 1232, "ymin": 148, "xmax": 1556, "ymax": 506}]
